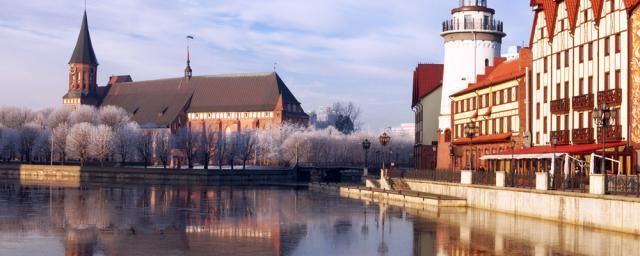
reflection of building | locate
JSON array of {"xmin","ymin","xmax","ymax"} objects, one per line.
[
  {"xmin": 412, "ymin": 64, "xmax": 444, "ymax": 170},
  {"xmin": 448, "ymin": 49, "xmax": 531, "ymax": 171},
  {"xmin": 64, "ymin": 11, "xmax": 308, "ymax": 132}
]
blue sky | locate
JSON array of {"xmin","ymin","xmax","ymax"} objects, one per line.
[{"xmin": 0, "ymin": 0, "xmax": 533, "ymax": 130}]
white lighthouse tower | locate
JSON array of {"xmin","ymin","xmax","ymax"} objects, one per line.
[{"xmin": 438, "ymin": 0, "xmax": 505, "ymax": 130}]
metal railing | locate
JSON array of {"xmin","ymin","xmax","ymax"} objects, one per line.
[
  {"xmin": 442, "ymin": 19, "xmax": 503, "ymax": 33},
  {"xmin": 472, "ymin": 171, "xmax": 495, "ymax": 186},
  {"xmin": 607, "ymin": 175, "xmax": 640, "ymax": 197},
  {"xmin": 550, "ymin": 172, "xmax": 589, "ymax": 193},
  {"xmin": 391, "ymin": 169, "xmax": 461, "ymax": 183},
  {"xmin": 506, "ymin": 172, "xmax": 536, "ymax": 189}
]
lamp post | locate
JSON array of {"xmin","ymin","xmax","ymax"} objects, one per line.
[
  {"xmin": 362, "ymin": 139, "xmax": 371, "ymax": 176},
  {"xmin": 551, "ymin": 134, "xmax": 558, "ymax": 188},
  {"xmin": 463, "ymin": 124, "xmax": 480, "ymax": 171},
  {"xmin": 378, "ymin": 132, "xmax": 391, "ymax": 170},
  {"xmin": 593, "ymin": 104, "xmax": 614, "ymax": 175},
  {"xmin": 510, "ymin": 137, "xmax": 516, "ymax": 186},
  {"xmin": 449, "ymin": 144, "xmax": 455, "ymax": 171}
]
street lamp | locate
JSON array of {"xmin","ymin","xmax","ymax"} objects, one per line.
[
  {"xmin": 593, "ymin": 103, "xmax": 615, "ymax": 175},
  {"xmin": 551, "ymin": 134, "xmax": 558, "ymax": 179},
  {"xmin": 378, "ymin": 132, "xmax": 391, "ymax": 170},
  {"xmin": 362, "ymin": 139, "xmax": 371, "ymax": 176},
  {"xmin": 463, "ymin": 124, "xmax": 480, "ymax": 171},
  {"xmin": 510, "ymin": 137, "xmax": 516, "ymax": 186}
]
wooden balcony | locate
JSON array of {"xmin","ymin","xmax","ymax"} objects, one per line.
[
  {"xmin": 597, "ymin": 88, "xmax": 622, "ymax": 106},
  {"xmin": 550, "ymin": 130, "xmax": 570, "ymax": 145},
  {"xmin": 572, "ymin": 94, "xmax": 594, "ymax": 112},
  {"xmin": 550, "ymin": 98, "xmax": 570, "ymax": 114},
  {"xmin": 597, "ymin": 125, "xmax": 623, "ymax": 143},
  {"xmin": 572, "ymin": 128, "xmax": 594, "ymax": 144}
]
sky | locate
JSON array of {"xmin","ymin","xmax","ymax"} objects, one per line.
[{"xmin": 0, "ymin": 0, "xmax": 533, "ymax": 131}]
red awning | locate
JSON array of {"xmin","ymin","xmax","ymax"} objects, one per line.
[
  {"xmin": 490, "ymin": 141, "xmax": 627, "ymax": 156},
  {"xmin": 453, "ymin": 133, "xmax": 512, "ymax": 145}
]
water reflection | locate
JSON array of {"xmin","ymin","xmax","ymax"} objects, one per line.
[{"xmin": 0, "ymin": 181, "xmax": 638, "ymax": 256}]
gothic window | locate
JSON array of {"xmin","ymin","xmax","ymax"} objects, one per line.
[
  {"xmin": 485, "ymin": 59, "xmax": 489, "ymax": 67},
  {"xmin": 444, "ymin": 129, "xmax": 452, "ymax": 142}
]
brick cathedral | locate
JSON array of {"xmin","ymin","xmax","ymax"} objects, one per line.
[{"xmin": 63, "ymin": 11, "xmax": 309, "ymax": 132}]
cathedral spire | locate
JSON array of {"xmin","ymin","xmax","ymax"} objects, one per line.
[
  {"xmin": 69, "ymin": 11, "xmax": 98, "ymax": 65},
  {"xmin": 185, "ymin": 35, "xmax": 194, "ymax": 79}
]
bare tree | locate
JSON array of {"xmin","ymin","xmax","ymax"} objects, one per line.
[
  {"xmin": 174, "ymin": 126, "xmax": 198, "ymax": 169},
  {"xmin": 90, "ymin": 125, "xmax": 114, "ymax": 167},
  {"xmin": 113, "ymin": 122, "xmax": 141, "ymax": 166},
  {"xmin": 331, "ymin": 101, "xmax": 362, "ymax": 132},
  {"xmin": 136, "ymin": 132, "xmax": 153, "ymax": 169},
  {"xmin": 18, "ymin": 123, "xmax": 42, "ymax": 162},
  {"xmin": 66, "ymin": 123, "xmax": 94, "ymax": 166},
  {"xmin": 198, "ymin": 125, "xmax": 219, "ymax": 170},
  {"xmin": 0, "ymin": 128, "xmax": 18, "ymax": 162},
  {"xmin": 237, "ymin": 130, "xmax": 257, "ymax": 170},
  {"xmin": 33, "ymin": 129, "xmax": 52, "ymax": 163},
  {"xmin": 99, "ymin": 106, "xmax": 131, "ymax": 129},
  {"xmin": 155, "ymin": 130, "xmax": 171, "ymax": 169}
]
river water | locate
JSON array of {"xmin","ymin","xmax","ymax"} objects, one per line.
[{"xmin": 0, "ymin": 180, "xmax": 638, "ymax": 256}]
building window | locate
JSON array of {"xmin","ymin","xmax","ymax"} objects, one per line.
[
  {"xmin": 564, "ymin": 50, "xmax": 569, "ymax": 67},
  {"xmin": 588, "ymin": 43, "xmax": 594, "ymax": 60},
  {"xmin": 605, "ymin": 72, "xmax": 610, "ymax": 91},
  {"xmin": 556, "ymin": 115, "xmax": 561, "ymax": 130},
  {"xmin": 544, "ymin": 87, "xmax": 548, "ymax": 102},
  {"xmin": 544, "ymin": 117, "xmax": 548, "ymax": 133},
  {"xmin": 615, "ymin": 70, "xmax": 621, "ymax": 89},
  {"xmin": 579, "ymin": 78, "xmax": 584, "ymax": 95},
  {"xmin": 565, "ymin": 114, "xmax": 569, "ymax": 131},
  {"xmin": 536, "ymin": 132, "xmax": 540, "ymax": 144},
  {"xmin": 544, "ymin": 57, "xmax": 549, "ymax": 73},
  {"xmin": 583, "ymin": 10, "xmax": 588, "ymax": 22},
  {"xmin": 579, "ymin": 45, "xmax": 584, "ymax": 63},
  {"xmin": 615, "ymin": 34, "xmax": 621, "ymax": 53},
  {"xmin": 564, "ymin": 82, "xmax": 569, "ymax": 99},
  {"xmin": 611, "ymin": 0, "xmax": 616, "ymax": 11},
  {"xmin": 485, "ymin": 59, "xmax": 489, "ymax": 67},
  {"xmin": 536, "ymin": 103, "xmax": 540, "ymax": 120},
  {"xmin": 578, "ymin": 112, "xmax": 584, "ymax": 129},
  {"xmin": 507, "ymin": 116, "xmax": 512, "ymax": 132},
  {"xmin": 556, "ymin": 83, "xmax": 561, "ymax": 100},
  {"xmin": 536, "ymin": 73, "xmax": 541, "ymax": 89},
  {"xmin": 556, "ymin": 53, "xmax": 561, "ymax": 69},
  {"xmin": 605, "ymin": 37, "xmax": 610, "ymax": 56},
  {"xmin": 588, "ymin": 76, "xmax": 594, "ymax": 94}
]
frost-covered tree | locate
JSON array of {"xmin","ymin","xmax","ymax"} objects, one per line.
[
  {"xmin": 69, "ymin": 105, "xmax": 98, "ymax": 125},
  {"xmin": 52, "ymin": 123, "xmax": 70, "ymax": 163},
  {"xmin": 136, "ymin": 132, "xmax": 153, "ymax": 169},
  {"xmin": 66, "ymin": 122, "xmax": 94, "ymax": 166},
  {"xmin": 99, "ymin": 105, "xmax": 131, "ymax": 129},
  {"xmin": 90, "ymin": 125, "xmax": 114, "ymax": 167},
  {"xmin": 155, "ymin": 130, "xmax": 171, "ymax": 169},
  {"xmin": 47, "ymin": 108, "xmax": 72, "ymax": 129},
  {"xmin": 113, "ymin": 122, "xmax": 141, "ymax": 166}
]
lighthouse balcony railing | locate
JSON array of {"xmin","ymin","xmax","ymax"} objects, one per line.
[{"xmin": 442, "ymin": 19, "xmax": 503, "ymax": 33}]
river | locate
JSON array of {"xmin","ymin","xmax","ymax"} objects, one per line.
[{"xmin": 0, "ymin": 180, "xmax": 637, "ymax": 256}]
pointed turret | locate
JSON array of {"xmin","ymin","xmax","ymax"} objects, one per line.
[{"xmin": 69, "ymin": 11, "xmax": 98, "ymax": 65}]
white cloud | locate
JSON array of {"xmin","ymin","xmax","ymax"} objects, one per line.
[{"xmin": 0, "ymin": 0, "xmax": 532, "ymax": 130}]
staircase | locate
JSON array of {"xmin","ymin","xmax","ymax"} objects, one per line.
[{"xmin": 389, "ymin": 178, "xmax": 411, "ymax": 192}]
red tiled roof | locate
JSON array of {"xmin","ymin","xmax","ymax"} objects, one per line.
[
  {"xmin": 565, "ymin": 0, "xmax": 580, "ymax": 33},
  {"xmin": 542, "ymin": 0, "xmax": 558, "ymax": 41},
  {"xmin": 412, "ymin": 64, "xmax": 444, "ymax": 107},
  {"xmin": 453, "ymin": 133, "xmax": 512, "ymax": 145},
  {"xmin": 450, "ymin": 49, "xmax": 532, "ymax": 97},
  {"xmin": 590, "ymin": 0, "xmax": 604, "ymax": 26},
  {"xmin": 625, "ymin": 0, "xmax": 640, "ymax": 11},
  {"xmin": 490, "ymin": 142, "xmax": 627, "ymax": 156}
]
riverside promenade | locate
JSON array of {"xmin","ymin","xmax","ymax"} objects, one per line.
[
  {"xmin": 0, "ymin": 164, "xmax": 296, "ymax": 186},
  {"xmin": 316, "ymin": 170, "xmax": 640, "ymax": 235}
]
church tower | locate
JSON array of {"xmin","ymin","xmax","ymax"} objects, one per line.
[
  {"xmin": 438, "ymin": 0, "xmax": 505, "ymax": 130},
  {"xmin": 63, "ymin": 11, "xmax": 100, "ymax": 109}
]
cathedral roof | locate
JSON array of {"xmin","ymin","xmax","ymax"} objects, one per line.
[
  {"xmin": 69, "ymin": 11, "xmax": 98, "ymax": 65},
  {"xmin": 100, "ymin": 72, "xmax": 303, "ymax": 128}
]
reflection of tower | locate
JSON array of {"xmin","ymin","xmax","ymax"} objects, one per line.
[{"xmin": 438, "ymin": 0, "xmax": 505, "ymax": 130}]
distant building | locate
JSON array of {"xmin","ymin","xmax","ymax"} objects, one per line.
[
  {"xmin": 63, "ymin": 11, "xmax": 308, "ymax": 133},
  {"xmin": 391, "ymin": 123, "xmax": 416, "ymax": 139},
  {"xmin": 501, "ymin": 46, "xmax": 522, "ymax": 61},
  {"xmin": 412, "ymin": 64, "xmax": 444, "ymax": 170}
]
